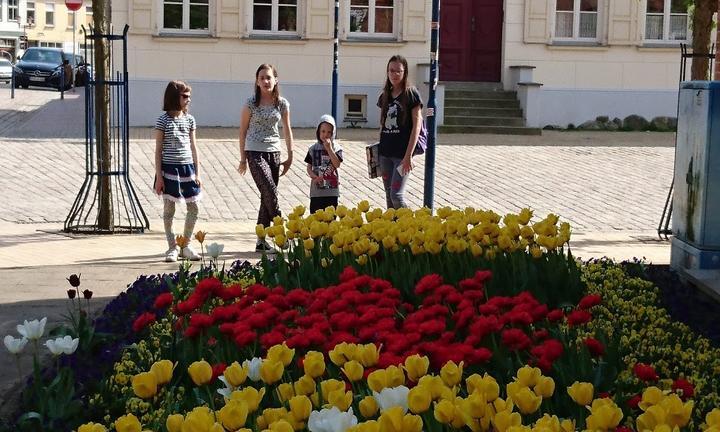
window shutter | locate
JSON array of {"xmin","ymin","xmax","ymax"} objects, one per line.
[
  {"xmin": 608, "ymin": 0, "xmax": 639, "ymax": 45},
  {"xmin": 524, "ymin": 0, "xmax": 550, "ymax": 43},
  {"xmin": 402, "ymin": 0, "xmax": 428, "ymax": 42},
  {"xmin": 218, "ymin": 0, "xmax": 241, "ymax": 37},
  {"xmin": 129, "ymin": 0, "xmax": 152, "ymax": 34},
  {"xmin": 306, "ymin": 0, "xmax": 332, "ymax": 39}
]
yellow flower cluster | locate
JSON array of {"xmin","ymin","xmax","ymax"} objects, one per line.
[
  {"xmin": 635, "ymin": 386, "xmax": 694, "ymax": 430},
  {"xmin": 257, "ymin": 202, "xmax": 570, "ymax": 259}
]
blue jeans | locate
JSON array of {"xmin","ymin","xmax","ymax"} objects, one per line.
[{"xmin": 379, "ymin": 155, "xmax": 410, "ymax": 209}]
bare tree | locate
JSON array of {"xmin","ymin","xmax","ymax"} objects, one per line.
[{"xmin": 92, "ymin": 0, "xmax": 113, "ymax": 230}]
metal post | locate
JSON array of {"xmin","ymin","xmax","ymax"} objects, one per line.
[
  {"xmin": 423, "ymin": 0, "xmax": 440, "ymax": 210},
  {"xmin": 72, "ymin": 10, "xmax": 76, "ymax": 92},
  {"xmin": 331, "ymin": 0, "xmax": 339, "ymax": 121},
  {"xmin": 10, "ymin": 66, "xmax": 14, "ymax": 99},
  {"xmin": 60, "ymin": 66, "xmax": 65, "ymax": 99}
]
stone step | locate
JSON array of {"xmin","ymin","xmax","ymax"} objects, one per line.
[
  {"xmin": 439, "ymin": 125, "xmax": 542, "ymax": 135},
  {"xmin": 445, "ymin": 89, "xmax": 517, "ymax": 100},
  {"xmin": 444, "ymin": 106, "xmax": 524, "ymax": 117},
  {"xmin": 444, "ymin": 115, "xmax": 525, "ymax": 127},
  {"xmin": 442, "ymin": 81, "xmax": 503, "ymax": 91},
  {"xmin": 444, "ymin": 98, "xmax": 520, "ymax": 109}
]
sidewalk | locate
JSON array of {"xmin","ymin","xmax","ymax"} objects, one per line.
[{"xmin": 0, "ymin": 86, "xmax": 674, "ymax": 420}]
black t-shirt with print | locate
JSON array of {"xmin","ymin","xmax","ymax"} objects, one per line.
[{"xmin": 377, "ymin": 87, "xmax": 423, "ymax": 159}]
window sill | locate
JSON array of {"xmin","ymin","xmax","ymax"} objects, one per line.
[
  {"xmin": 341, "ymin": 38, "xmax": 405, "ymax": 47},
  {"xmin": 242, "ymin": 35, "xmax": 306, "ymax": 44},
  {"xmin": 638, "ymin": 42, "xmax": 686, "ymax": 51},
  {"xmin": 548, "ymin": 40, "xmax": 605, "ymax": 49},
  {"xmin": 153, "ymin": 32, "xmax": 218, "ymax": 42}
]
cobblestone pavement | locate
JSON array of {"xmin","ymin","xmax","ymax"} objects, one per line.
[{"xmin": 1, "ymin": 87, "xmax": 675, "ymax": 232}]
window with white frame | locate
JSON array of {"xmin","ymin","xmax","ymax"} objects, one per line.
[
  {"xmin": 645, "ymin": 0, "xmax": 688, "ymax": 41},
  {"xmin": 9, "ymin": 0, "xmax": 19, "ymax": 21},
  {"xmin": 26, "ymin": 2, "xmax": 36, "ymax": 26},
  {"xmin": 46, "ymin": 3, "xmax": 55, "ymax": 26},
  {"xmin": 162, "ymin": 0, "xmax": 209, "ymax": 32},
  {"xmin": 252, "ymin": 0, "xmax": 297, "ymax": 33},
  {"xmin": 555, "ymin": 0, "xmax": 597, "ymax": 39},
  {"xmin": 349, "ymin": 0, "xmax": 394, "ymax": 36}
]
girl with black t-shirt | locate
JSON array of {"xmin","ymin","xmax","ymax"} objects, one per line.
[{"xmin": 377, "ymin": 55, "xmax": 424, "ymax": 209}]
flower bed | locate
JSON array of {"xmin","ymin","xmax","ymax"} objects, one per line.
[{"xmin": 2, "ymin": 204, "xmax": 719, "ymax": 432}]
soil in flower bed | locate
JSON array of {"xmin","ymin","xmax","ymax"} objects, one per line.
[{"xmin": 640, "ymin": 263, "xmax": 720, "ymax": 346}]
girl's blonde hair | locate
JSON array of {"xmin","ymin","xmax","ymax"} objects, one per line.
[{"xmin": 254, "ymin": 64, "xmax": 280, "ymax": 108}]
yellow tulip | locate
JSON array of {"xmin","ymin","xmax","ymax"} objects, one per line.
[
  {"xmin": 533, "ymin": 376, "xmax": 555, "ymax": 398},
  {"xmin": 466, "ymin": 373, "xmax": 500, "ymax": 401},
  {"xmin": 329, "ymin": 342, "xmax": 351, "ymax": 366},
  {"xmin": 289, "ymin": 395, "xmax": 312, "ymax": 420},
  {"xmin": 636, "ymin": 405, "xmax": 668, "ymax": 431},
  {"xmin": 181, "ymin": 406, "xmax": 215, "ymax": 432},
  {"xmin": 224, "ymin": 361, "xmax": 248, "ymax": 387},
  {"xmin": 585, "ymin": 398, "xmax": 623, "ymax": 431},
  {"xmin": 440, "ymin": 360, "xmax": 464, "ymax": 387},
  {"xmin": 149, "ymin": 359, "xmax": 174, "ymax": 385},
  {"xmin": 359, "ymin": 344, "xmax": 380, "ymax": 367},
  {"xmin": 402, "ymin": 413, "xmax": 423, "ymax": 432},
  {"xmin": 707, "ymin": 409, "xmax": 720, "ymax": 427},
  {"xmin": 529, "ymin": 245, "xmax": 543, "ymax": 259},
  {"xmin": 231, "ymin": 387, "xmax": 266, "ymax": 412},
  {"xmin": 218, "ymin": 399, "xmax": 249, "ymax": 431},
  {"xmin": 661, "ymin": 394, "xmax": 694, "ymax": 428},
  {"xmin": 256, "ymin": 224, "xmax": 266, "ymax": 239},
  {"xmin": 267, "ymin": 343, "xmax": 296, "ymax": 367},
  {"xmin": 261, "ymin": 408, "xmax": 288, "ymax": 427},
  {"xmin": 567, "ymin": 381, "xmax": 594, "ymax": 406},
  {"xmin": 267, "ymin": 419, "xmax": 294, "ymax": 432},
  {"xmin": 359, "ymin": 395, "xmax": 379, "ymax": 418},
  {"xmin": 560, "ymin": 419, "xmax": 575, "ymax": 432},
  {"xmin": 407, "ymin": 386, "xmax": 432, "ymax": 414},
  {"xmin": 534, "ymin": 414, "xmax": 561, "ymax": 431},
  {"xmin": 378, "ymin": 406, "xmax": 404, "ymax": 432},
  {"xmin": 328, "ymin": 389, "xmax": 353, "ymax": 411},
  {"xmin": 303, "ymin": 351, "xmax": 326, "ymax": 378},
  {"xmin": 114, "ymin": 414, "xmax": 142, "ymax": 432},
  {"xmin": 188, "ymin": 360, "xmax": 213, "ymax": 386},
  {"xmin": 260, "ymin": 359, "xmax": 284, "ymax": 384},
  {"xmin": 462, "ymin": 391, "xmax": 486, "ymax": 418},
  {"xmin": 166, "ymin": 414, "xmax": 184, "ymax": 432},
  {"xmin": 356, "ymin": 254, "xmax": 368, "ymax": 265},
  {"xmin": 342, "ymin": 360, "xmax": 364, "ymax": 382},
  {"xmin": 277, "ymin": 383, "xmax": 295, "ymax": 402},
  {"xmin": 511, "ymin": 387, "xmax": 542, "ymax": 415},
  {"xmin": 385, "ymin": 365, "xmax": 405, "ymax": 387},
  {"xmin": 358, "ymin": 200, "xmax": 370, "ymax": 212},
  {"xmin": 434, "ymin": 399, "xmax": 455, "ymax": 424},
  {"xmin": 77, "ymin": 423, "xmax": 107, "ymax": 432},
  {"xmin": 367, "ymin": 369, "xmax": 388, "ymax": 393},
  {"xmin": 417, "ymin": 375, "xmax": 446, "ymax": 400},
  {"xmin": 404, "ymin": 354, "xmax": 429, "ymax": 382},
  {"xmin": 515, "ymin": 366, "xmax": 541, "ymax": 387},
  {"xmin": 303, "ymin": 238, "xmax": 315, "ymax": 250},
  {"xmin": 492, "ymin": 410, "xmax": 522, "ymax": 432},
  {"xmin": 294, "ymin": 374, "xmax": 317, "ymax": 396},
  {"xmin": 638, "ymin": 386, "xmax": 664, "ymax": 411},
  {"xmin": 131, "ymin": 372, "xmax": 158, "ymax": 399}
]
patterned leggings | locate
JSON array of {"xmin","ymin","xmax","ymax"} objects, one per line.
[
  {"xmin": 163, "ymin": 199, "xmax": 199, "ymax": 248},
  {"xmin": 247, "ymin": 150, "xmax": 282, "ymax": 228}
]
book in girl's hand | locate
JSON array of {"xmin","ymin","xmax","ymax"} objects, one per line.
[{"xmin": 366, "ymin": 142, "xmax": 382, "ymax": 179}]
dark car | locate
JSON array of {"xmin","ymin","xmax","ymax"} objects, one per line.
[{"xmin": 13, "ymin": 47, "xmax": 73, "ymax": 90}]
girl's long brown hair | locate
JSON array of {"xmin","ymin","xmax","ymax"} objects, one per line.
[
  {"xmin": 380, "ymin": 55, "xmax": 411, "ymax": 127},
  {"xmin": 163, "ymin": 80, "xmax": 191, "ymax": 113},
  {"xmin": 254, "ymin": 64, "xmax": 281, "ymax": 108}
]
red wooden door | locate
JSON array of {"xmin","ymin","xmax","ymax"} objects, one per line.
[{"xmin": 439, "ymin": 0, "xmax": 503, "ymax": 82}]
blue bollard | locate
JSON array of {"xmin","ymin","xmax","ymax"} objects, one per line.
[
  {"xmin": 10, "ymin": 65, "xmax": 14, "ymax": 99},
  {"xmin": 60, "ymin": 66, "xmax": 64, "ymax": 100}
]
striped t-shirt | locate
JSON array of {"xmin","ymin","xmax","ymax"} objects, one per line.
[{"xmin": 155, "ymin": 112, "xmax": 196, "ymax": 164}]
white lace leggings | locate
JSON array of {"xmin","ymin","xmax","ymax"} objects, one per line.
[{"xmin": 163, "ymin": 199, "xmax": 199, "ymax": 248}]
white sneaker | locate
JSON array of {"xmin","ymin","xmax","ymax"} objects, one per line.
[
  {"xmin": 165, "ymin": 247, "xmax": 179, "ymax": 262},
  {"xmin": 181, "ymin": 246, "xmax": 201, "ymax": 261}
]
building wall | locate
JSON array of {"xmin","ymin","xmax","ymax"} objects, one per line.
[
  {"xmin": 0, "ymin": 0, "xmax": 26, "ymax": 60},
  {"xmin": 503, "ymin": 0, "xmax": 696, "ymax": 127},
  {"xmin": 24, "ymin": 1, "xmax": 91, "ymax": 54},
  {"xmin": 112, "ymin": 0, "xmax": 433, "ymax": 127}
]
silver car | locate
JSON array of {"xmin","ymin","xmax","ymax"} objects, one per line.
[{"xmin": 0, "ymin": 59, "xmax": 11, "ymax": 83}]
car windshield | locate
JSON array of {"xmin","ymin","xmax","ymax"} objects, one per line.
[{"xmin": 22, "ymin": 49, "xmax": 62, "ymax": 65}]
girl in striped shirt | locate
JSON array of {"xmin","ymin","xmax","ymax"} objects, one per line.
[{"xmin": 153, "ymin": 80, "xmax": 202, "ymax": 262}]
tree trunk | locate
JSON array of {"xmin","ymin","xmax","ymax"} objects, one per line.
[
  {"xmin": 690, "ymin": 0, "xmax": 715, "ymax": 80},
  {"xmin": 93, "ymin": 0, "xmax": 113, "ymax": 231}
]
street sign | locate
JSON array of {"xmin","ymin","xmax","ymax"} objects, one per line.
[{"xmin": 65, "ymin": 0, "xmax": 83, "ymax": 12}]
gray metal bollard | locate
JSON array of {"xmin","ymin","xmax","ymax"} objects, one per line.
[
  {"xmin": 60, "ymin": 66, "xmax": 64, "ymax": 100},
  {"xmin": 10, "ymin": 66, "xmax": 14, "ymax": 99}
]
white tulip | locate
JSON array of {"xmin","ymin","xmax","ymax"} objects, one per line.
[
  {"xmin": 373, "ymin": 385, "xmax": 410, "ymax": 413},
  {"xmin": 4, "ymin": 335, "xmax": 28, "ymax": 354},
  {"xmin": 243, "ymin": 357, "xmax": 263, "ymax": 382},
  {"xmin": 308, "ymin": 406, "xmax": 358, "ymax": 432},
  {"xmin": 206, "ymin": 242, "xmax": 224, "ymax": 259},
  {"xmin": 16, "ymin": 317, "xmax": 47, "ymax": 341},
  {"xmin": 45, "ymin": 335, "xmax": 79, "ymax": 356}
]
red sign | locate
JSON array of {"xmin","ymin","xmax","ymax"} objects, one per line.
[{"xmin": 65, "ymin": 0, "xmax": 83, "ymax": 12}]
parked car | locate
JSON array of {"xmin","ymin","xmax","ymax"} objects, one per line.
[
  {"xmin": 12, "ymin": 47, "xmax": 73, "ymax": 90},
  {"xmin": 0, "ymin": 59, "xmax": 11, "ymax": 84}
]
